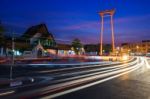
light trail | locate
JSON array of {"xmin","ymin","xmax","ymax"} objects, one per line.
[
  {"xmin": 48, "ymin": 63, "xmax": 135, "ymax": 84},
  {"xmin": 47, "ymin": 59, "xmax": 137, "ymax": 82},
  {"xmin": 0, "ymin": 58, "xmax": 137, "ymax": 98},
  {"xmin": 46, "ymin": 60, "xmax": 141, "ymax": 99},
  {"xmin": 41, "ymin": 57, "xmax": 143, "ymax": 99},
  {"xmin": 143, "ymin": 57, "xmax": 150, "ymax": 69},
  {"xmin": 0, "ymin": 57, "xmax": 141, "ymax": 99},
  {"xmin": 0, "ymin": 90, "xmax": 15, "ymax": 96},
  {"xmin": 34, "ymin": 58, "xmax": 135, "ymax": 74}
]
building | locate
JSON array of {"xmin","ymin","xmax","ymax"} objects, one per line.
[
  {"xmin": 22, "ymin": 24, "xmax": 57, "ymax": 57},
  {"xmin": 57, "ymin": 44, "xmax": 75, "ymax": 56},
  {"xmin": 5, "ymin": 24, "xmax": 57, "ymax": 58},
  {"xmin": 22, "ymin": 23, "xmax": 56, "ymax": 48},
  {"xmin": 121, "ymin": 40, "xmax": 150, "ymax": 55},
  {"xmin": 84, "ymin": 44, "xmax": 99, "ymax": 55},
  {"xmin": 84, "ymin": 44, "xmax": 111, "ymax": 55}
]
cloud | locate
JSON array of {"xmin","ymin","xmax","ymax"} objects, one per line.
[{"xmin": 62, "ymin": 21, "xmax": 99, "ymax": 30}]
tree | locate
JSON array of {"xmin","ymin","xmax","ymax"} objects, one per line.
[
  {"xmin": 103, "ymin": 44, "xmax": 112, "ymax": 53},
  {"xmin": 0, "ymin": 22, "xmax": 5, "ymax": 47},
  {"xmin": 71, "ymin": 38, "xmax": 83, "ymax": 55}
]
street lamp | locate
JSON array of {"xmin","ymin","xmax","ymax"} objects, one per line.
[
  {"xmin": 136, "ymin": 45, "xmax": 139, "ymax": 49},
  {"xmin": 136, "ymin": 45, "xmax": 139, "ymax": 52},
  {"xmin": 128, "ymin": 49, "xmax": 131, "ymax": 53},
  {"xmin": 136, "ymin": 45, "xmax": 139, "ymax": 56},
  {"xmin": 10, "ymin": 32, "xmax": 15, "ymax": 80}
]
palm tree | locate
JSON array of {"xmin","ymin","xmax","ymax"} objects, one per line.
[{"xmin": 71, "ymin": 38, "xmax": 83, "ymax": 55}]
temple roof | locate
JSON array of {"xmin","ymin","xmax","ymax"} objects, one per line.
[{"xmin": 22, "ymin": 23, "xmax": 54, "ymax": 39}]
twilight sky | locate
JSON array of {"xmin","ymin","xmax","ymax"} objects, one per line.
[{"xmin": 0, "ymin": 0, "xmax": 150, "ymax": 44}]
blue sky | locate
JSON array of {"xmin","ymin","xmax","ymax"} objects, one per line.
[{"xmin": 0, "ymin": 0, "xmax": 150, "ymax": 44}]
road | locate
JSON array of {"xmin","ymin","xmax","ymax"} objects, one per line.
[
  {"xmin": 55, "ymin": 57, "xmax": 150, "ymax": 99},
  {"xmin": 0, "ymin": 57, "xmax": 149, "ymax": 99}
]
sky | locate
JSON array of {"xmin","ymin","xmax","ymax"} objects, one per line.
[{"xmin": 0, "ymin": 0, "xmax": 150, "ymax": 45}]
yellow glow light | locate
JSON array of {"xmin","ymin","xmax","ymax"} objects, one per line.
[{"xmin": 122, "ymin": 55, "xmax": 128, "ymax": 61}]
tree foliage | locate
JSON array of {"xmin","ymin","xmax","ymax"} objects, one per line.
[
  {"xmin": 0, "ymin": 23, "xmax": 5, "ymax": 47},
  {"xmin": 71, "ymin": 38, "xmax": 83, "ymax": 55}
]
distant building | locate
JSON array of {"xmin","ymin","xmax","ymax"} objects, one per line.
[
  {"xmin": 121, "ymin": 40, "xmax": 150, "ymax": 55},
  {"xmin": 84, "ymin": 44, "xmax": 99, "ymax": 55},
  {"xmin": 57, "ymin": 44, "xmax": 75, "ymax": 56},
  {"xmin": 84, "ymin": 44, "xmax": 111, "ymax": 55}
]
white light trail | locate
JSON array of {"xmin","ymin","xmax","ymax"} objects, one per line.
[
  {"xmin": 36, "ymin": 58, "xmax": 136, "ymax": 74},
  {"xmin": 41, "ymin": 58, "xmax": 142, "ymax": 99},
  {"xmin": 49, "ymin": 59, "xmax": 137, "ymax": 80},
  {"xmin": 143, "ymin": 57, "xmax": 150, "ymax": 69},
  {"xmin": 0, "ymin": 90, "xmax": 15, "ymax": 96}
]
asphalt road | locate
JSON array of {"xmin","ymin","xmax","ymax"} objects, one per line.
[
  {"xmin": 55, "ymin": 57, "xmax": 150, "ymax": 99},
  {"xmin": 0, "ymin": 57, "xmax": 148, "ymax": 99}
]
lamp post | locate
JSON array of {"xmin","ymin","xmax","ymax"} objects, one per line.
[{"xmin": 10, "ymin": 32, "xmax": 15, "ymax": 80}]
